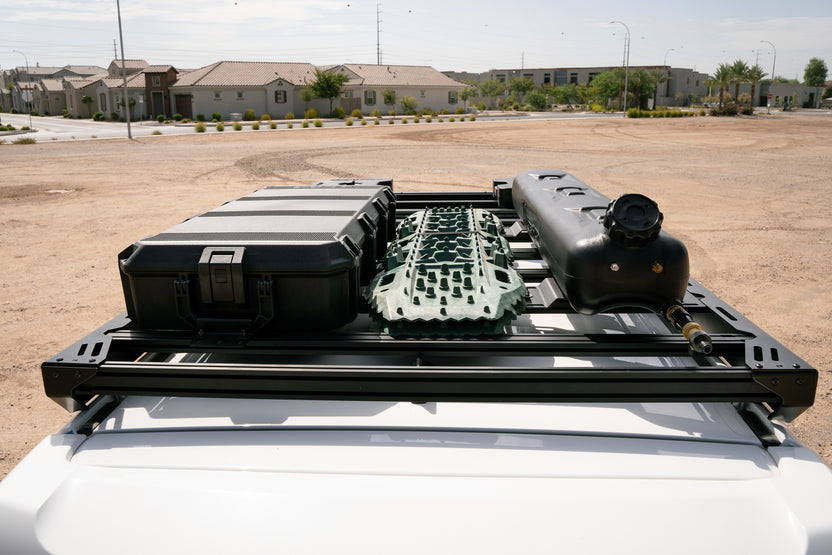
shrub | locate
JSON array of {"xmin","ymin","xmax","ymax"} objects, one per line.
[
  {"xmin": 440, "ymin": 108, "xmax": 449, "ymax": 114},
  {"xmin": 425, "ymin": 115, "xmax": 432, "ymax": 123},
  {"xmin": 12, "ymin": 137, "xmax": 37, "ymax": 144},
  {"xmin": 287, "ymin": 122, "xmax": 294, "ymax": 129},
  {"xmin": 243, "ymin": 109, "xmax": 256, "ymax": 121},
  {"xmin": 174, "ymin": 113, "xmax": 183, "ymax": 121},
  {"xmin": 195, "ymin": 122, "xmax": 206, "ymax": 133},
  {"xmin": 313, "ymin": 119, "xmax": 323, "ymax": 127},
  {"xmin": 477, "ymin": 102, "xmax": 486, "ymax": 111},
  {"xmin": 110, "ymin": 112, "xmax": 119, "ymax": 121},
  {"xmin": 370, "ymin": 108, "xmax": 382, "ymax": 118},
  {"xmin": 233, "ymin": 122, "xmax": 243, "ymax": 131},
  {"xmin": 252, "ymin": 122, "xmax": 260, "ymax": 130},
  {"xmin": 388, "ymin": 109, "xmax": 397, "ymax": 117},
  {"xmin": 212, "ymin": 112, "xmax": 222, "ymax": 121},
  {"xmin": 455, "ymin": 107, "xmax": 466, "ymax": 114},
  {"xmin": 626, "ymin": 107, "xmax": 642, "ymax": 118},
  {"xmin": 196, "ymin": 113, "xmax": 205, "ymax": 122},
  {"xmin": 30, "ymin": 110, "xmax": 38, "ymax": 116},
  {"xmin": 469, "ymin": 114, "xmax": 476, "ymax": 121},
  {"xmin": 400, "ymin": 96, "xmax": 418, "ymax": 114},
  {"xmin": 332, "ymin": 107, "xmax": 346, "ymax": 119},
  {"xmin": 360, "ymin": 119, "xmax": 367, "ymax": 126},
  {"xmin": 304, "ymin": 108, "xmax": 318, "ymax": 119},
  {"xmin": 346, "ymin": 118, "xmax": 354, "ymax": 126},
  {"xmin": 413, "ymin": 116, "xmax": 420, "ymax": 123},
  {"xmin": 449, "ymin": 116, "xmax": 456, "ymax": 122},
  {"xmin": 270, "ymin": 121, "xmax": 277, "ymax": 129},
  {"xmin": 698, "ymin": 109, "xmax": 706, "ymax": 116},
  {"xmin": 212, "ymin": 118, "xmax": 218, "ymax": 123},
  {"xmin": 181, "ymin": 118, "xmax": 191, "ymax": 123},
  {"xmin": 302, "ymin": 120, "xmax": 309, "ymax": 128},
  {"xmin": 285, "ymin": 112, "xmax": 295, "ymax": 120},
  {"xmin": 351, "ymin": 109, "xmax": 363, "ymax": 118},
  {"xmin": 710, "ymin": 105, "xmax": 738, "ymax": 116},
  {"xmin": 21, "ymin": 126, "xmax": 30, "ymax": 130},
  {"xmin": 152, "ymin": 130, "xmax": 162, "ymax": 135},
  {"xmin": 93, "ymin": 112, "xmax": 104, "ymax": 121},
  {"xmin": 261, "ymin": 113, "xmax": 272, "ymax": 121},
  {"xmin": 155, "ymin": 114, "xmax": 164, "ymax": 123},
  {"xmin": 62, "ymin": 109, "xmax": 70, "ymax": 118},
  {"xmin": 374, "ymin": 118, "xmax": 380, "ymax": 125},
  {"xmin": 402, "ymin": 118, "xmax": 408, "ymax": 124},
  {"xmin": 740, "ymin": 106, "xmax": 753, "ymax": 116},
  {"xmin": 438, "ymin": 117, "xmax": 444, "ymax": 122},
  {"xmin": 216, "ymin": 122, "xmax": 225, "ymax": 131},
  {"xmin": 388, "ymin": 118, "xmax": 395, "ymax": 124},
  {"xmin": 418, "ymin": 108, "xmax": 433, "ymax": 116}
]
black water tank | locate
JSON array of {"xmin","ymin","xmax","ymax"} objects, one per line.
[{"xmin": 512, "ymin": 169, "xmax": 689, "ymax": 314}]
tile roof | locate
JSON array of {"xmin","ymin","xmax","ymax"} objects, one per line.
[
  {"xmin": 63, "ymin": 65, "xmax": 106, "ymax": 76},
  {"xmin": 172, "ymin": 61, "xmax": 317, "ymax": 87},
  {"xmin": 339, "ymin": 64, "xmax": 465, "ymax": 88},
  {"xmin": 143, "ymin": 65, "xmax": 176, "ymax": 73},
  {"xmin": 110, "ymin": 59, "xmax": 150, "ymax": 69},
  {"xmin": 64, "ymin": 74, "xmax": 108, "ymax": 89},
  {"xmin": 38, "ymin": 78, "xmax": 65, "ymax": 92},
  {"xmin": 100, "ymin": 72, "xmax": 147, "ymax": 88}
]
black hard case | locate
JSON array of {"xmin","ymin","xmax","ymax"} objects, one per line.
[
  {"xmin": 119, "ymin": 183, "xmax": 395, "ymax": 333},
  {"xmin": 511, "ymin": 170, "xmax": 689, "ymax": 314}
]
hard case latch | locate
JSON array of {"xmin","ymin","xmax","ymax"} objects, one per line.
[{"xmin": 198, "ymin": 247, "xmax": 246, "ymax": 304}]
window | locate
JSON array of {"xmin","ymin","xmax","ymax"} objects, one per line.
[
  {"xmin": 214, "ymin": 91, "xmax": 221, "ymax": 100},
  {"xmin": 274, "ymin": 90, "xmax": 287, "ymax": 103},
  {"xmin": 588, "ymin": 72, "xmax": 600, "ymax": 84},
  {"xmin": 342, "ymin": 90, "xmax": 354, "ymax": 98},
  {"xmin": 569, "ymin": 73, "xmax": 578, "ymax": 84},
  {"xmin": 237, "ymin": 91, "xmax": 244, "ymax": 100},
  {"xmin": 448, "ymin": 91, "xmax": 458, "ymax": 104},
  {"xmin": 365, "ymin": 90, "xmax": 376, "ymax": 105},
  {"xmin": 496, "ymin": 74, "xmax": 506, "ymax": 83},
  {"xmin": 152, "ymin": 76, "xmax": 161, "ymax": 87},
  {"xmin": 696, "ymin": 80, "xmax": 700, "ymax": 87},
  {"xmin": 523, "ymin": 73, "xmax": 533, "ymax": 80},
  {"xmin": 420, "ymin": 90, "xmax": 426, "ymax": 98},
  {"xmin": 543, "ymin": 73, "xmax": 551, "ymax": 84}
]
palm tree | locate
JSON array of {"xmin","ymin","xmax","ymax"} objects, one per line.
[
  {"xmin": 746, "ymin": 65, "xmax": 767, "ymax": 109},
  {"xmin": 81, "ymin": 94, "xmax": 94, "ymax": 118},
  {"xmin": 650, "ymin": 69, "xmax": 668, "ymax": 109},
  {"xmin": 713, "ymin": 64, "xmax": 733, "ymax": 108},
  {"xmin": 730, "ymin": 60, "xmax": 749, "ymax": 105}
]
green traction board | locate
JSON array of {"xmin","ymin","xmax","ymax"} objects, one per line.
[{"xmin": 366, "ymin": 206, "xmax": 526, "ymax": 336}]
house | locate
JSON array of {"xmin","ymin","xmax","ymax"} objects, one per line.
[
  {"xmin": 107, "ymin": 59, "xmax": 149, "ymax": 77},
  {"xmin": 63, "ymin": 76, "xmax": 107, "ymax": 118},
  {"xmin": 33, "ymin": 79, "xmax": 67, "ymax": 116},
  {"xmin": 95, "ymin": 72, "xmax": 148, "ymax": 120},
  {"xmin": 170, "ymin": 61, "xmax": 321, "ymax": 120},
  {"xmin": 333, "ymin": 64, "xmax": 466, "ymax": 114}
]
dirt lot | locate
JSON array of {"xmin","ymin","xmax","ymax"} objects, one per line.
[{"xmin": 1, "ymin": 113, "xmax": 831, "ymax": 478}]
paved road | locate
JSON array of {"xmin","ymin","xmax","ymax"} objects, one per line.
[{"xmin": 1, "ymin": 111, "xmax": 620, "ymax": 143}]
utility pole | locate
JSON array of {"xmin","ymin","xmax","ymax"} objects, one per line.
[
  {"xmin": 376, "ymin": 4, "xmax": 382, "ymax": 65},
  {"xmin": 11, "ymin": 49, "xmax": 33, "ymax": 129},
  {"xmin": 116, "ymin": 0, "xmax": 132, "ymax": 139},
  {"xmin": 760, "ymin": 40, "xmax": 776, "ymax": 114},
  {"xmin": 610, "ymin": 21, "xmax": 630, "ymax": 116}
]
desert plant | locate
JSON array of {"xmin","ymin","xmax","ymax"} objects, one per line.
[
  {"xmin": 174, "ymin": 113, "xmax": 183, "ymax": 121},
  {"xmin": 302, "ymin": 120, "xmax": 309, "ymax": 128},
  {"xmin": 212, "ymin": 112, "xmax": 222, "ymax": 121},
  {"xmin": 360, "ymin": 119, "xmax": 367, "ymax": 126},
  {"xmin": 388, "ymin": 109, "xmax": 397, "ymax": 117},
  {"xmin": 110, "ymin": 112, "xmax": 119, "ymax": 121},
  {"xmin": 309, "ymin": 67, "xmax": 350, "ymax": 116},
  {"xmin": 12, "ymin": 137, "xmax": 37, "ymax": 144},
  {"xmin": 195, "ymin": 122, "xmax": 206, "ymax": 133},
  {"xmin": 93, "ymin": 112, "xmax": 104, "ymax": 121},
  {"xmin": 182, "ymin": 118, "xmax": 192, "ymax": 123},
  {"xmin": 455, "ymin": 107, "xmax": 466, "ymax": 114},
  {"xmin": 196, "ymin": 113, "xmax": 205, "ymax": 122},
  {"xmin": 270, "ymin": 121, "xmax": 277, "ymax": 129},
  {"xmin": 400, "ymin": 96, "xmax": 418, "ymax": 114},
  {"xmin": 373, "ymin": 118, "xmax": 380, "ymax": 125},
  {"xmin": 285, "ymin": 112, "xmax": 295, "ymax": 120},
  {"xmin": 698, "ymin": 109, "xmax": 706, "ymax": 116},
  {"xmin": 402, "ymin": 118, "xmax": 408, "ymax": 124},
  {"xmin": 287, "ymin": 122, "xmax": 294, "ymax": 128},
  {"xmin": 156, "ymin": 114, "xmax": 165, "ymax": 123},
  {"xmin": 21, "ymin": 126, "xmax": 30, "ymax": 130},
  {"xmin": 345, "ymin": 118, "xmax": 354, "ymax": 126},
  {"xmin": 440, "ymin": 108, "xmax": 449, "ymax": 114},
  {"xmin": 413, "ymin": 116, "xmax": 420, "ymax": 123},
  {"xmin": 314, "ymin": 119, "xmax": 323, "ymax": 127},
  {"xmin": 81, "ymin": 95, "xmax": 94, "ymax": 118},
  {"xmin": 351, "ymin": 109, "xmax": 363, "ymax": 118},
  {"xmin": 468, "ymin": 114, "xmax": 476, "ymax": 121},
  {"xmin": 216, "ymin": 122, "xmax": 225, "ymax": 131},
  {"xmin": 438, "ymin": 117, "xmax": 444, "ymax": 122},
  {"xmin": 388, "ymin": 118, "xmax": 395, "ymax": 124},
  {"xmin": 152, "ymin": 130, "xmax": 162, "ymax": 135},
  {"xmin": 425, "ymin": 115, "xmax": 432, "ymax": 123},
  {"xmin": 252, "ymin": 122, "xmax": 260, "ymax": 130},
  {"xmin": 233, "ymin": 122, "xmax": 242, "ymax": 131},
  {"xmin": 261, "ymin": 113, "xmax": 272, "ymax": 121},
  {"xmin": 370, "ymin": 108, "xmax": 382, "ymax": 118},
  {"xmin": 448, "ymin": 116, "xmax": 456, "ymax": 122},
  {"xmin": 304, "ymin": 108, "xmax": 318, "ymax": 119},
  {"xmin": 243, "ymin": 109, "xmax": 256, "ymax": 121},
  {"xmin": 333, "ymin": 107, "xmax": 346, "ymax": 119},
  {"xmin": 62, "ymin": 109, "xmax": 70, "ymax": 118}
]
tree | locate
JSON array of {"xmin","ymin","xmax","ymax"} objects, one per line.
[
  {"xmin": 712, "ymin": 63, "xmax": 733, "ymax": 108},
  {"xmin": 589, "ymin": 69, "xmax": 624, "ymax": 107},
  {"xmin": 478, "ymin": 78, "xmax": 505, "ymax": 108},
  {"xmin": 524, "ymin": 88, "xmax": 548, "ymax": 110},
  {"xmin": 300, "ymin": 86, "xmax": 314, "ymax": 113},
  {"xmin": 746, "ymin": 65, "xmax": 767, "ymax": 108},
  {"xmin": 555, "ymin": 83, "xmax": 579, "ymax": 109},
  {"xmin": 400, "ymin": 95, "xmax": 418, "ymax": 114},
  {"xmin": 508, "ymin": 76, "xmax": 535, "ymax": 103},
  {"xmin": 730, "ymin": 59, "xmax": 749, "ymax": 104},
  {"xmin": 309, "ymin": 68, "xmax": 350, "ymax": 116},
  {"xmin": 382, "ymin": 89, "xmax": 396, "ymax": 107},
  {"xmin": 804, "ymin": 57, "xmax": 828, "ymax": 87},
  {"xmin": 627, "ymin": 68, "xmax": 655, "ymax": 109},
  {"xmin": 459, "ymin": 86, "xmax": 476, "ymax": 110},
  {"xmin": 650, "ymin": 69, "xmax": 668, "ymax": 108},
  {"xmin": 81, "ymin": 94, "xmax": 94, "ymax": 118}
]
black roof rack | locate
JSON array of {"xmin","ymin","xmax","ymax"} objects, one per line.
[{"xmin": 42, "ymin": 190, "xmax": 817, "ymax": 421}]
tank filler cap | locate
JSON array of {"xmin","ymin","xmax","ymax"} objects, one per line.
[{"xmin": 603, "ymin": 194, "xmax": 663, "ymax": 247}]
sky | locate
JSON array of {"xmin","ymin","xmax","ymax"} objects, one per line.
[{"xmin": 1, "ymin": 0, "xmax": 830, "ymax": 81}]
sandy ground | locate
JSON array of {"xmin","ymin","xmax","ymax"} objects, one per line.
[{"xmin": 1, "ymin": 113, "xmax": 831, "ymax": 479}]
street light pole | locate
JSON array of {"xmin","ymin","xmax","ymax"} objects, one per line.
[
  {"xmin": 664, "ymin": 48, "xmax": 676, "ymax": 100},
  {"xmin": 760, "ymin": 40, "xmax": 776, "ymax": 114},
  {"xmin": 11, "ymin": 49, "xmax": 33, "ymax": 129},
  {"xmin": 611, "ymin": 21, "xmax": 630, "ymax": 116},
  {"xmin": 116, "ymin": 0, "xmax": 132, "ymax": 139}
]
